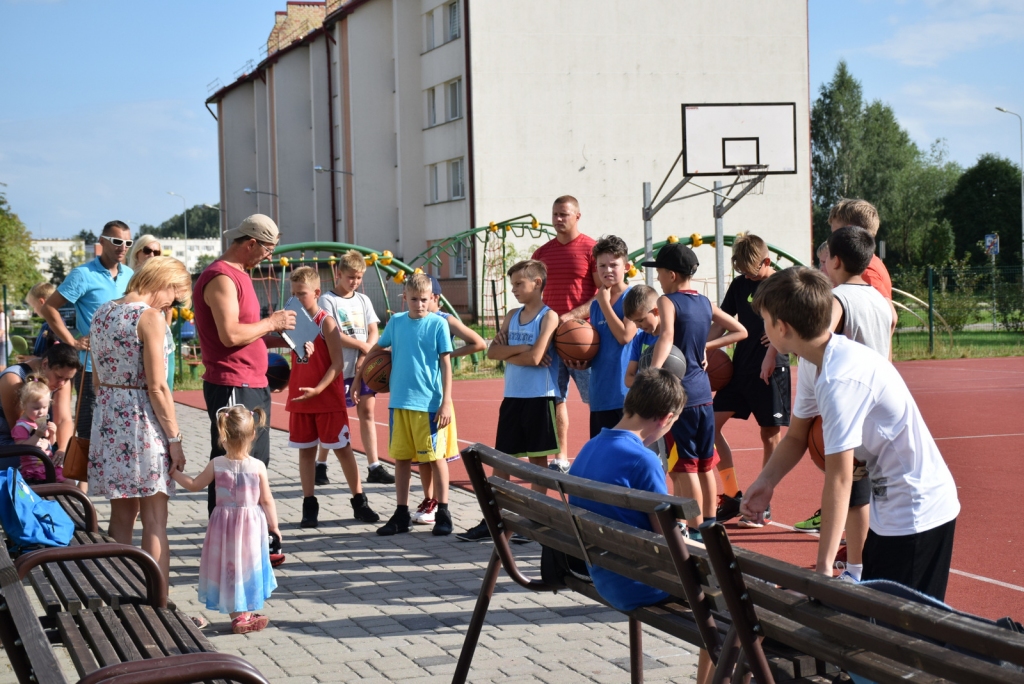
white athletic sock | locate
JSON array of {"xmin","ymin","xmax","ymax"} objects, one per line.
[
  {"xmin": 845, "ymin": 563, "xmax": 863, "ymax": 581},
  {"xmin": 368, "ymin": 462, "xmax": 382, "ymax": 470}
]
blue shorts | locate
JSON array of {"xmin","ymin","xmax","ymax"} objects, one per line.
[
  {"xmin": 669, "ymin": 404, "xmax": 717, "ymax": 473},
  {"xmin": 555, "ymin": 356, "xmax": 590, "ymax": 404},
  {"xmin": 343, "ymin": 376, "xmax": 375, "ymax": 408}
]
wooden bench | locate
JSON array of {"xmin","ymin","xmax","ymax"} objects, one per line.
[
  {"xmin": 0, "ymin": 445, "xmax": 98, "ymax": 533},
  {"xmin": 0, "ymin": 542, "xmax": 266, "ymax": 684},
  {"xmin": 699, "ymin": 522, "xmax": 1024, "ymax": 684},
  {"xmin": 455, "ymin": 443, "xmax": 835, "ymax": 684}
]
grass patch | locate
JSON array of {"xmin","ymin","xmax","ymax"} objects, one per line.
[{"xmin": 893, "ymin": 329, "xmax": 1024, "ymax": 361}]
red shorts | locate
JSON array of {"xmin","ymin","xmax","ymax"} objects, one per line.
[{"xmin": 288, "ymin": 411, "xmax": 351, "ymax": 449}]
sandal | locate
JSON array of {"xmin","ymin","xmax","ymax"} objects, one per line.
[
  {"xmin": 232, "ymin": 613, "xmax": 270, "ymax": 634},
  {"xmin": 188, "ymin": 614, "xmax": 210, "ymax": 629}
]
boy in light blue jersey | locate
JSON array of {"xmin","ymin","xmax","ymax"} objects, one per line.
[
  {"xmin": 354, "ymin": 273, "xmax": 454, "ymax": 537},
  {"xmin": 623, "ymin": 285, "xmax": 661, "ymax": 388},
  {"xmin": 586, "ymin": 236, "xmax": 637, "ymax": 437},
  {"xmin": 458, "ymin": 260, "xmax": 560, "ymax": 542}
]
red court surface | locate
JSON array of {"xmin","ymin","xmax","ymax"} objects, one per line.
[{"xmin": 176, "ymin": 356, "xmax": 1024, "ymax": 620}]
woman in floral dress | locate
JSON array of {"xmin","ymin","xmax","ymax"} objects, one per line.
[{"xmin": 89, "ymin": 256, "xmax": 191, "ymax": 585}]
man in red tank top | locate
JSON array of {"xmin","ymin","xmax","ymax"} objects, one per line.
[
  {"xmin": 193, "ymin": 214, "xmax": 296, "ymax": 514},
  {"xmin": 531, "ymin": 196, "xmax": 600, "ymax": 471}
]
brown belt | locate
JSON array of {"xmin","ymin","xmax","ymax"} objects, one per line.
[{"xmin": 98, "ymin": 382, "xmax": 148, "ymax": 390}]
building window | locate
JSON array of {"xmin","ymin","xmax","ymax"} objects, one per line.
[
  {"xmin": 452, "ymin": 240, "xmax": 468, "ymax": 277},
  {"xmin": 427, "ymin": 87, "xmax": 437, "ymax": 126},
  {"xmin": 446, "ymin": 79, "xmax": 461, "ymax": 121},
  {"xmin": 446, "ymin": 2, "xmax": 460, "ymax": 42},
  {"xmin": 429, "ymin": 164, "xmax": 440, "ymax": 203},
  {"xmin": 450, "ymin": 158, "xmax": 465, "ymax": 199},
  {"xmin": 425, "ymin": 10, "xmax": 435, "ymax": 50}
]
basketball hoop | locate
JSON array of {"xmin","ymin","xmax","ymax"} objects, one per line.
[{"xmin": 733, "ymin": 164, "xmax": 768, "ymax": 196}]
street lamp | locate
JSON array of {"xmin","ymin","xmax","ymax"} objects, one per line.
[
  {"xmin": 243, "ymin": 188, "xmax": 278, "ymax": 196},
  {"xmin": 167, "ymin": 191, "xmax": 189, "ymax": 271},
  {"xmin": 996, "ymin": 107, "xmax": 1024, "ymax": 289},
  {"xmin": 313, "ymin": 165, "xmax": 354, "ymax": 176}
]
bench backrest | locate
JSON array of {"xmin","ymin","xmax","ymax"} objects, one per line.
[
  {"xmin": 462, "ymin": 444, "xmax": 734, "ymax": 662},
  {"xmin": 701, "ymin": 523, "xmax": 1024, "ymax": 684}
]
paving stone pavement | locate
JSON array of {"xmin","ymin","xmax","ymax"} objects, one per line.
[{"xmin": 6, "ymin": 404, "xmax": 702, "ymax": 683}]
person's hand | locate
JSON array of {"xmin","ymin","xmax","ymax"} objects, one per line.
[
  {"xmin": 701, "ymin": 349, "xmax": 709, "ymax": 371},
  {"xmin": 538, "ymin": 351, "xmax": 553, "ymax": 367},
  {"xmin": 559, "ymin": 312, "xmax": 580, "ymax": 324},
  {"xmin": 270, "ymin": 527, "xmax": 283, "ymax": 544},
  {"xmin": 45, "ymin": 422, "xmax": 57, "ymax": 442},
  {"xmin": 760, "ymin": 355, "xmax": 774, "ymax": 385},
  {"xmin": 359, "ymin": 340, "xmax": 374, "ymax": 354},
  {"xmin": 303, "ymin": 341, "xmax": 315, "ymax": 359},
  {"xmin": 168, "ymin": 441, "xmax": 186, "ymax": 473},
  {"xmin": 292, "ymin": 386, "xmax": 321, "ymax": 402},
  {"xmin": 760, "ymin": 333, "xmax": 770, "ymax": 347},
  {"xmin": 52, "ymin": 449, "xmax": 65, "ymax": 467},
  {"xmin": 350, "ymin": 381, "xmax": 361, "ymax": 405},
  {"xmin": 595, "ymin": 283, "xmax": 611, "ymax": 307},
  {"xmin": 494, "ymin": 330, "xmax": 508, "ymax": 346},
  {"xmin": 270, "ymin": 309, "xmax": 297, "ymax": 332},
  {"xmin": 739, "ymin": 476, "xmax": 773, "ymax": 524},
  {"xmin": 436, "ymin": 402, "xmax": 452, "ymax": 429},
  {"xmin": 74, "ymin": 335, "xmax": 91, "ymax": 351},
  {"xmin": 563, "ymin": 358, "xmax": 589, "ymax": 370}
]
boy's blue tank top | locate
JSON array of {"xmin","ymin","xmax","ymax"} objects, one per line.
[
  {"xmin": 666, "ymin": 291, "xmax": 713, "ymax": 407},
  {"xmin": 504, "ymin": 306, "xmax": 558, "ymax": 398},
  {"xmin": 589, "ymin": 286, "xmax": 632, "ymax": 411}
]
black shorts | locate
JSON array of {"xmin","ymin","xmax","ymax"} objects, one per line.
[
  {"xmin": 495, "ymin": 397, "xmax": 559, "ymax": 458},
  {"xmin": 589, "ymin": 409, "xmax": 624, "ymax": 438},
  {"xmin": 863, "ymin": 518, "xmax": 957, "ymax": 601},
  {"xmin": 712, "ymin": 367, "xmax": 792, "ymax": 427}
]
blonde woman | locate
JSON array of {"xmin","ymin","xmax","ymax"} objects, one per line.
[
  {"xmin": 129, "ymin": 235, "xmax": 177, "ymax": 388},
  {"xmin": 87, "ymin": 256, "xmax": 197, "ymax": 620}
]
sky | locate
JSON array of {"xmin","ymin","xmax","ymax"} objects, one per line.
[{"xmin": 1, "ymin": 0, "xmax": 1022, "ymax": 239}]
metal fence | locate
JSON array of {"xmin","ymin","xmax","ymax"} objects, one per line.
[{"xmin": 892, "ymin": 265, "xmax": 1024, "ymax": 356}]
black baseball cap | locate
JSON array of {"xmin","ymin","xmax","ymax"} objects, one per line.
[{"xmin": 641, "ymin": 243, "xmax": 699, "ymax": 276}]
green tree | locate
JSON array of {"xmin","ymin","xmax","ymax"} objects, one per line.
[
  {"xmin": 941, "ymin": 153, "xmax": 1022, "ymax": 267},
  {"xmin": 192, "ymin": 253, "xmax": 216, "ymax": 275},
  {"xmin": 48, "ymin": 254, "xmax": 67, "ymax": 286},
  {"xmin": 140, "ymin": 203, "xmax": 221, "ymax": 240},
  {"xmin": 0, "ymin": 193, "xmax": 44, "ymax": 301},
  {"xmin": 74, "ymin": 229, "xmax": 98, "ymax": 245}
]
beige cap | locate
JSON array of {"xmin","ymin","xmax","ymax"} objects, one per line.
[{"xmin": 223, "ymin": 214, "xmax": 280, "ymax": 244}]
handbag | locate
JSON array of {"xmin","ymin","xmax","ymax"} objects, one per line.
[
  {"xmin": 61, "ymin": 358, "xmax": 90, "ymax": 481},
  {"xmin": 0, "ymin": 467, "xmax": 75, "ymax": 553}
]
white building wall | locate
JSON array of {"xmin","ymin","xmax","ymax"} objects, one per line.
[
  {"xmin": 274, "ymin": 45, "xmax": 317, "ymax": 243},
  {"xmin": 31, "ymin": 240, "xmax": 85, "ymax": 275},
  {"xmin": 220, "ymin": 83, "xmax": 260, "ymax": 241},
  {"xmin": 468, "ymin": 0, "xmax": 812, "ymax": 301}
]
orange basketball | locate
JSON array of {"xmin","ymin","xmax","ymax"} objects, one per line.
[
  {"xmin": 362, "ymin": 349, "xmax": 392, "ymax": 393},
  {"xmin": 807, "ymin": 415, "xmax": 826, "ymax": 471},
  {"xmin": 706, "ymin": 348, "xmax": 734, "ymax": 392},
  {"xmin": 554, "ymin": 319, "xmax": 600, "ymax": 365}
]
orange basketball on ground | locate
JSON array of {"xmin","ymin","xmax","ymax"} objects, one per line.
[
  {"xmin": 554, "ymin": 320, "xmax": 600, "ymax": 365},
  {"xmin": 807, "ymin": 415, "xmax": 826, "ymax": 471},
  {"xmin": 706, "ymin": 348, "xmax": 734, "ymax": 392},
  {"xmin": 362, "ymin": 349, "xmax": 392, "ymax": 393}
]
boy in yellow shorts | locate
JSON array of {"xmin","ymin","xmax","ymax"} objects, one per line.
[{"xmin": 353, "ymin": 273, "xmax": 455, "ymax": 536}]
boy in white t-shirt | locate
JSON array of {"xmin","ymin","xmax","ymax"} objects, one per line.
[
  {"xmin": 317, "ymin": 250, "xmax": 395, "ymax": 486},
  {"xmin": 741, "ymin": 267, "xmax": 959, "ymax": 600}
]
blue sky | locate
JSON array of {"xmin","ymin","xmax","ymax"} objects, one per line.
[{"xmin": 1, "ymin": 0, "xmax": 1022, "ymax": 239}]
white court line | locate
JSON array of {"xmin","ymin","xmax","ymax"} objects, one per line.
[
  {"xmin": 934, "ymin": 432, "xmax": 1024, "ymax": 441},
  {"xmin": 766, "ymin": 522, "xmax": 1024, "ymax": 593}
]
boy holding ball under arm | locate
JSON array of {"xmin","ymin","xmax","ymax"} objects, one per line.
[
  {"xmin": 741, "ymin": 267, "xmax": 959, "ymax": 600},
  {"xmin": 354, "ymin": 273, "xmax": 455, "ymax": 537}
]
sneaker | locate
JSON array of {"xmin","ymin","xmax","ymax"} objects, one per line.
[
  {"xmin": 833, "ymin": 544, "xmax": 848, "ymax": 569},
  {"xmin": 835, "ymin": 570, "xmax": 859, "ymax": 584},
  {"xmin": 737, "ymin": 504, "xmax": 771, "ymax": 529},
  {"xmin": 678, "ymin": 522, "xmax": 704, "ymax": 544},
  {"xmin": 412, "ymin": 499, "xmax": 437, "ymax": 525},
  {"xmin": 716, "ymin": 492, "xmax": 743, "ymax": 522},
  {"xmin": 377, "ymin": 508, "xmax": 412, "ymax": 536},
  {"xmin": 366, "ymin": 463, "xmax": 396, "ymax": 484},
  {"xmin": 795, "ymin": 508, "xmax": 822, "ymax": 531},
  {"xmin": 456, "ymin": 520, "xmax": 492, "ymax": 542},
  {"xmin": 548, "ymin": 460, "xmax": 570, "ymax": 474},
  {"xmin": 432, "ymin": 507, "xmax": 453, "ymax": 536},
  {"xmin": 509, "ymin": 532, "xmax": 532, "ymax": 544},
  {"xmin": 231, "ymin": 613, "xmax": 269, "ymax": 634},
  {"xmin": 300, "ymin": 496, "xmax": 319, "ymax": 528},
  {"xmin": 351, "ymin": 493, "xmax": 381, "ymax": 523},
  {"xmin": 314, "ymin": 462, "xmax": 329, "ymax": 486}
]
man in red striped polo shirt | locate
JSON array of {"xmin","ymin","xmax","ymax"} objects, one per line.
[{"xmin": 531, "ymin": 195, "xmax": 599, "ymax": 471}]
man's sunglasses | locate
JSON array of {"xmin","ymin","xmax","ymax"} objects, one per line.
[
  {"xmin": 141, "ymin": 246, "xmax": 161, "ymax": 256},
  {"xmin": 101, "ymin": 235, "xmax": 134, "ymax": 248}
]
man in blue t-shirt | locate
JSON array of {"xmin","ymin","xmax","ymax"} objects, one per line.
[
  {"xmin": 355, "ymin": 273, "xmax": 454, "ymax": 537},
  {"xmin": 40, "ymin": 221, "xmax": 134, "ymax": 441},
  {"xmin": 568, "ymin": 368, "xmax": 686, "ymax": 611}
]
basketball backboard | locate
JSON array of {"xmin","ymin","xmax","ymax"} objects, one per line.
[{"xmin": 681, "ymin": 103, "xmax": 797, "ymax": 176}]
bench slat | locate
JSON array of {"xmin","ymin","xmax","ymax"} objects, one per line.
[
  {"xmin": 156, "ymin": 606, "xmax": 205, "ymax": 654},
  {"xmin": 96, "ymin": 605, "xmax": 144, "ymax": 663},
  {"xmin": 60, "ymin": 559, "xmax": 103, "ymax": 611},
  {"xmin": 77, "ymin": 609, "xmax": 123, "ymax": 668},
  {"xmin": 55, "ymin": 610, "xmax": 100, "ymax": 677},
  {"xmin": 136, "ymin": 604, "xmax": 184, "ymax": 656},
  {"xmin": 28, "ymin": 565, "xmax": 63, "ymax": 619},
  {"xmin": 79, "ymin": 558, "xmax": 123, "ymax": 609},
  {"xmin": 118, "ymin": 604, "xmax": 165, "ymax": 659},
  {"xmin": 0, "ymin": 548, "xmax": 67, "ymax": 684},
  {"xmin": 43, "ymin": 559, "xmax": 82, "ymax": 614}
]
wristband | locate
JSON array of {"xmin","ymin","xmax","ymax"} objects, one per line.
[{"xmin": 167, "ymin": 434, "xmax": 183, "ymax": 444}]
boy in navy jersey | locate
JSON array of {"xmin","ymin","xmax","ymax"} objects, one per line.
[{"xmin": 644, "ymin": 244, "xmax": 747, "ymax": 539}]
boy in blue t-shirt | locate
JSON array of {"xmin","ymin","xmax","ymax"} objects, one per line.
[
  {"xmin": 622, "ymin": 284, "xmax": 660, "ymax": 388},
  {"xmin": 568, "ymin": 368, "xmax": 686, "ymax": 610},
  {"xmin": 355, "ymin": 274, "xmax": 455, "ymax": 537},
  {"xmin": 458, "ymin": 260, "xmax": 561, "ymax": 542},
  {"xmin": 643, "ymin": 243, "xmax": 747, "ymax": 538},
  {"xmin": 586, "ymin": 236, "xmax": 637, "ymax": 437}
]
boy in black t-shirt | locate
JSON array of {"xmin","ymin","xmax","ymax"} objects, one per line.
[{"xmin": 711, "ymin": 235, "xmax": 791, "ymax": 526}]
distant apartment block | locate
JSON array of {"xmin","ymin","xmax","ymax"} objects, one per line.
[{"xmin": 32, "ymin": 238, "xmax": 221, "ymax": 276}]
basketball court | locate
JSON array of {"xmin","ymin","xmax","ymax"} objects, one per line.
[{"xmin": 176, "ymin": 354, "xmax": 1024, "ymax": 621}]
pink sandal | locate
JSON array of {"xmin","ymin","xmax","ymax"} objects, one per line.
[{"xmin": 231, "ymin": 613, "xmax": 270, "ymax": 634}]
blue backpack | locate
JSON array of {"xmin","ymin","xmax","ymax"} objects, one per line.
[{"xmin": 0, "ymin": 467, "xmax": 75, "ymax": 553}]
